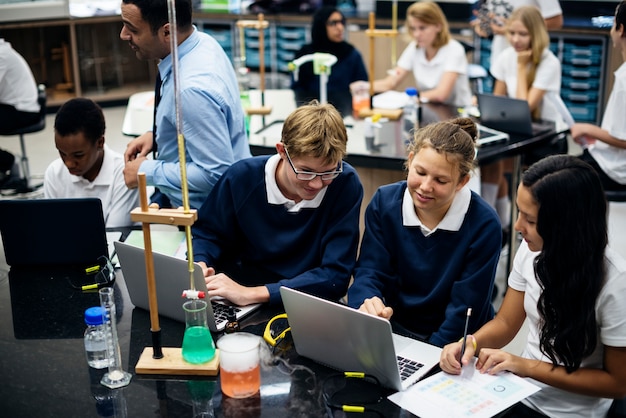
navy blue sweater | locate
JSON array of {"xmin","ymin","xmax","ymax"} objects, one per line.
[
  {"xmin": 348, "ymin": 182, "xmax": 501, "ymax": 347},
  {"xmin": 193, "ymin": 156, "xmax": 363, "ymax": 305}
]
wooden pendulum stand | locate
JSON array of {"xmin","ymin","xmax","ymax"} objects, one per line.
[
  {"xmin": 236, "ymin": 14, "xmax": 272, "ymax": 120},
  {"xmin": 131, "ymin": 173, "xmax": 219, "ymax": 376},
  {"xmin": 357, "ymin": 11, "xmax": 403, "ymax": 121}
]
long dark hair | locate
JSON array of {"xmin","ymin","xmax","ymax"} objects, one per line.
[{"xmin": 522, "ymin": 155, "xmax": 607, "ymax": 372}]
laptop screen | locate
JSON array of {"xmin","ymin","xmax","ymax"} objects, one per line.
[{"xmin": 0, "ymin": 198, "xmax": 108, "ymax": 267}]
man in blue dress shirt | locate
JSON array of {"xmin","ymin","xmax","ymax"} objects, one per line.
[{"xmin": 120, "ymin": 0, "xmax": 250, "ymax": 209}]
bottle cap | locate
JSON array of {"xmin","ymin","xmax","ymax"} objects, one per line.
[
  {"xmin": 85, "ymin": 306, "xmax": 105, "ymax": 326},
  {"xmin": 227, "ymin": 306, "xmax": 237, "ymax": 322},
  {"xmin": 405, "ymin": 87, "xmax": 418, "ymax": 97}
]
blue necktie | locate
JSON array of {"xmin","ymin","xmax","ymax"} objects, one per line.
[{"xmin": 152, "ymin": 70, "xmax": 162, "ymax": 156}]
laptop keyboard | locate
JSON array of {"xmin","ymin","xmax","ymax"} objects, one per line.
[
  {"xmin": 397, "ymin": 355, "xmax": 424, "ymax": 381},
  {"xmin": 212, "ymin": 301, "xmax": 241, "ymax": 325}
]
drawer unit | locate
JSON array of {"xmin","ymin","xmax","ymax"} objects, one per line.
[
  {"xmin": 275, "ymin": 26, "xmax": 308, "ymax": 73},
  {"xmin": 558, "ymin": 36, "xmax": 606, "ymax": 123},
  {"xmin": 191, "ymin": 19, "xmax": 313, "ymax": 88},
  {"xmin": 244, "ymin": 27, "xmax": 272, "ymax": 70}
]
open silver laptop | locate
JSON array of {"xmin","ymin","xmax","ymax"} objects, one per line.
[
  {"xmin": 115, "ymin": 241, "xmax": 261, "ymax": 331},
  {"xmin": 280, "ymin": 287, "xmax": 442, "ymax": 392},
  {"xmin": 477, "ymin": 93, "xmax": 554, "ymax": 136}
]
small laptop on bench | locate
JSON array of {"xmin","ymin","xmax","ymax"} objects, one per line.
[{"xmin": 477, "ymin": 93, "xmax": 554, "ymax": 137}]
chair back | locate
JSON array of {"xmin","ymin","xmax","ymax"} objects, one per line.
[{"xmin": 36, "ymin": 84, "xmax": 47, "ymax": 126}]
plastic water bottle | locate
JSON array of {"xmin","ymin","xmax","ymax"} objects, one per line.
[
  {"xmin": 403, "ymin": 87, "xmax": 419, "ymax": 144},
  {"xmin": 84, "ymin": 306, "xmax": 110, "ymax": 369}
]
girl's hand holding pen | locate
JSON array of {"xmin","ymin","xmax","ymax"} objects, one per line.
[{"xmin": 439, "ymin": 335, "xmax": 477, "ymax": 374}]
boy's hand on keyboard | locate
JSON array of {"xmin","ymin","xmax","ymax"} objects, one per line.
[{"xmin": 204, "ymin": 272, "xmax": 270, "ymax": 305}]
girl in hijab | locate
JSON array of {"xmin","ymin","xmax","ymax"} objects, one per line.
[{"xmin": 291, "ymin": 6, "xmax": 368, "ymax": 116}]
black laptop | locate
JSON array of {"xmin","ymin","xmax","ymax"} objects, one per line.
[
  {"xmin": 0, "ymin": 198, "xmax": 109, "ymax": 268},
  {"xmin": 477, "ymin": 93, "xmax": 554, "ymax": 137}
]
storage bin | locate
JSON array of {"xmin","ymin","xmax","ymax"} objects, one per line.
[
  {"xmin": 562, "ymin": 65, "xmax": 601, "ymax": 79},
  {"xmin": 564, "ymin": 43, "xmax": 603, "ymax": 56},
  {"xmin": 244, "ymin": 28, "xmax": 270, "ymax": 38},
  {"xmin": 566, "ymin": 104, "xmax": 597, "ymax": 122},
  {"xmin": 562, "ymin": 89, "xmax": 599, "ymax": 102},
  {"xmin": 562, "ymin": 53, "xmax": 600, "ymax": 66},
  {"xmin": 277, "ymin": 27, "xmax": 307, "ymax": 41},
  {"xmin": 278, "ymin": 40, "xmax": 303, "ymax": 51},
  {"xmin": 562, "ymin": 76, "xmax": 600, "ymax": 91}
]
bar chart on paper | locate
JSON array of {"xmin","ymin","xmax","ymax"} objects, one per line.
[{"xmin": 389, "ymin": 359, "xmax": 540, "ymax": 418}]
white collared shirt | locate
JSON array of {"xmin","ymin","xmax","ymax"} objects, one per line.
[
  {"xmin": 264, "ymin": 154, "xmax": 328, "ymax": 213},
  {"xmin": 402, "ymin": 185, "xmax": 471, "ymax": 236}
]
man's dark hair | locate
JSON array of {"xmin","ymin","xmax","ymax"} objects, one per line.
[{"xmin": 122, "ymin": 0, "xmax": 193, "ymax": 34}]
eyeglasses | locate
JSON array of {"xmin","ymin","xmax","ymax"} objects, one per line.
[
  {"xmin": 284, "ymin": 148, "xmax": 343, "ymax": 181},
  {"xmin": 327, "ymin": 18, "xmax": 346, "ymax": 27}
]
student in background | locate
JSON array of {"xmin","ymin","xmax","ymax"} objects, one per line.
[
  {"xmin": 44, "ymin": 98, "xmax": 139, "ymax": 228},
  {"xmin": 571, "ymin": 1, "xmax": 626, "ymax": 192},
  {"xmin": 440, "ymin": 155, "xmax": 626, "ymax": 417},
  {"xmin": 480, "ymin": 5, "xmax": 563, "ymax": 231},
  {"xmin": 120, "ymin": 0, "xmax": 250, "ymax": 210},
  {"xmin": 361, "ymin": 1, "xmax": 472, "ymax": 107},
  {"xmin": 347, "ymin": 118, "xmax": 501, "ymax": 347},
  {"xmin": 0, "ymin": 38, "xmax": 40, "ymax": 133},
  {"xmin": 0, "ymin": 38, "xmax": 41, "ymax": 187},
  {"xmin": 473, "ymin": 0, "xmax": 562, "ymax": 71},
  {"xmin": 193, "ymin": 101, "xmax": 363, "ymax": 306},
  {"xmin": 291, "ymin": 6, "xmax": 368, "ymax": 116}
]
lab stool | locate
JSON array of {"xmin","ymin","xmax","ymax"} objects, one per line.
[
  {"xmin": 468, "ymin": 64, "xmax": 488, "ymax": 94},
  {"xmin": 0, "ymin": 84, "xmax": 47, "ymax": 193}
]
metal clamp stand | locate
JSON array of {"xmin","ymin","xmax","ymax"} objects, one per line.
[
  {"xmin": 236, "ymin": 14, "xmax": 272, "ymax": 124},
  {"xmin": 131, "ymin": 175, "xmax": 218, "ymax": 376},
  {"xmin": 358, "ymin": 12, "xmax": 403, "ymax": 121}
]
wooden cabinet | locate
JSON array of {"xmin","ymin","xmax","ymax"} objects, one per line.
[{"xmin": 0, "ymin": 16, "xmax": 155, "ymax": 107}]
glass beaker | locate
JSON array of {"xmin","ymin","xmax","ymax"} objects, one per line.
[
  {"xmin": 217, "ymin": 332, "xmax": 261, "ymax": 398},
  {"xmin": 182, "ymin": 299, "xmax": 216, "ymax": 364}
]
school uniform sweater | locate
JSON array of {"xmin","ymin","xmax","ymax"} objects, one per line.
[
  {"xmin": 193, "ymin": 155, "xmax": 363, "ymax": 305},
  {"xmin": 348, "ymin": 181, "xmax": 501, "ymax": 347}
]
